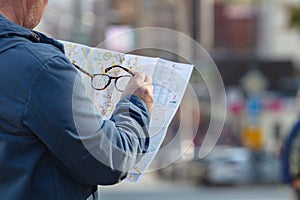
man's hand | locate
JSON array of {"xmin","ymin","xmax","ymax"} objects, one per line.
[{"xmin": 122, "ymin": 72, "xmax": 154, "ymax": 113}]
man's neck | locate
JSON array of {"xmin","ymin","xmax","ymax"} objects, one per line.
[{"xmin": 0, "ymin": 6, "xmax": 24, "ymax": 26}]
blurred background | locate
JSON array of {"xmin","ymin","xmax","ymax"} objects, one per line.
[{"xmin": 37, "ymin": 0, "xmax": 300, "ymax": 199}]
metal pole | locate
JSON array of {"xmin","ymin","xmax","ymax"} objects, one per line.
[
  {"xmin": 91, "ymin": 0, "xmax": 109, "ymax": 46},
  {"xmin": 191, "ymin": 0, "xmax": 199, "ymax": 61},
  {"xmin": 250, "ymin": 0, "xmax": 258, "ymax": 70},
  {"xmin": 191, "ymin": 0, "xmax": 199, "ymax": 42},
  {"xmin": 72, "ymin": 0, "xmax": 82, "ymax": 42},
  {"xmin": 200, "ymin": 0, "xmax": 215, "ymax": 50}
]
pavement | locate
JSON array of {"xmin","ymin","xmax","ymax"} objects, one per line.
[{"xmin": 98, "ymin": 173, "xmax": 293, "ymax": 200}]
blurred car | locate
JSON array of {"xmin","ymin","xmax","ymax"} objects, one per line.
[{"xmin": 202, "ymin": 146, "xmax": 252, "ymax": 185}]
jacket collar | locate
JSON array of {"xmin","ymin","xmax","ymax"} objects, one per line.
[{"xmin": 0, "ymin": 14, "xmax": 64, "ymax": 53}]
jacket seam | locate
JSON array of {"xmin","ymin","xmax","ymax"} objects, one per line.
[
  {"xmin": 22, "ymin": 55, "xmax": 64, "ymax": 125},
  {"xmin": 22, "ymin": 43, "xmax": 57, "ymax": 64}
]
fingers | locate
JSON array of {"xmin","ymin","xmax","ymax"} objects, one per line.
[
  {"xmin": 145, "ymin": 74, "xmax": 152, "ymax": 83},
  {"xmin": 132, "ymin": 72, "xmax": 146, "ymax": 84},
  {"xmin": 132, "ymin": 72, "xmax": 152, "ymax": 83},
  {"xmin": 121, "ymin": 72, "xmax": 154, "ymax": 114}
]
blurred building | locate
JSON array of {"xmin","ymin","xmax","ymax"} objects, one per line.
[
  {"xmin": 38, "ymin": 0, "xmax": 300, "ymax": 64},
  {"xmin": 258, "ymin": 0, "xmax": 300, "ymax": 66}
]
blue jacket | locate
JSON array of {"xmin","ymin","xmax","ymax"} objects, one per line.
[
  {"xmin": 281, "ymin": 120, "xmax": 300, "ymax": 184},
  {"xmin": 0, "ymin": 14, "xmax": 150, "ymax": 200}
]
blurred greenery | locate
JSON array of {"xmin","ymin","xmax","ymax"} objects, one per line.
[{"xmin": 288, "ymin": 6, "xmax": 300, "ymax": 30}]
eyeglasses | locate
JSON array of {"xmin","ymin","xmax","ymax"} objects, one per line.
[{"xmin": 72, "ymin": 61, "xmax": 135, "ymax": 92}]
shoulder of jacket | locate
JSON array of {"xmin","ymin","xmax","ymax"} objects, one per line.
[{"xmin": 19, "ymin": 42, "xmax": 66, "ymax": 65}]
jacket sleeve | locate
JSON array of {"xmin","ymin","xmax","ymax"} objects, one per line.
[{"xmin": 22, "ymin": 55, "xmax": 150, "ymax": 185}]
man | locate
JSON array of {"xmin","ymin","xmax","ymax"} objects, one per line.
[
  {"xmin": 282, "ymin": 90, "xmax": 300, "ymax": 200},
  {"xmin": 0, "ymin": 0, "xmax": 154, "ymax": 199},
  {"xmin": 282, "ymin": 120, "xmax": 300, "ymax": 200}
]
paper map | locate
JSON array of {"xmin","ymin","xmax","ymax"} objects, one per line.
[{"xmin": 62, "ymin": 41, "xmax": 194, "ymax": 182}]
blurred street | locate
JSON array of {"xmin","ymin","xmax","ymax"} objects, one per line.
[
  {"xmin": 99, "ymin": 174, "xmax": 291, "ymax": 200},
  {"xmin": 36, "ymin": 1, "xmax": 300, "ymax": 200}
]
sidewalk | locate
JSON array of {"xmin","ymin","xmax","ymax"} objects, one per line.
[
  {"xmin": 99, "ymin": 173, "xmax": 195, "ymax": 193},
  {"xmin": 99, "ymin": 175, "xmax": 292, "ymax": 200}
]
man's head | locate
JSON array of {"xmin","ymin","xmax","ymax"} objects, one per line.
[{"xmin": 0, "ymin": 0, "xmax": 49, "ymax": 29}]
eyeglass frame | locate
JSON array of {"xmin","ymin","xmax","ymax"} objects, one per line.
[{"xmin": 72, "ymin": 61, "xmax": 135, "ymax": 92}]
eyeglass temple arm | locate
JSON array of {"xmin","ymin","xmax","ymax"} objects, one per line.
[
  {"xmin": 105, "ymin": 65, "xmax": 135, "ymax": 77},
  {"xmin": 72, "ymin": 61, "xmax": 94, "ymax": 78}
]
